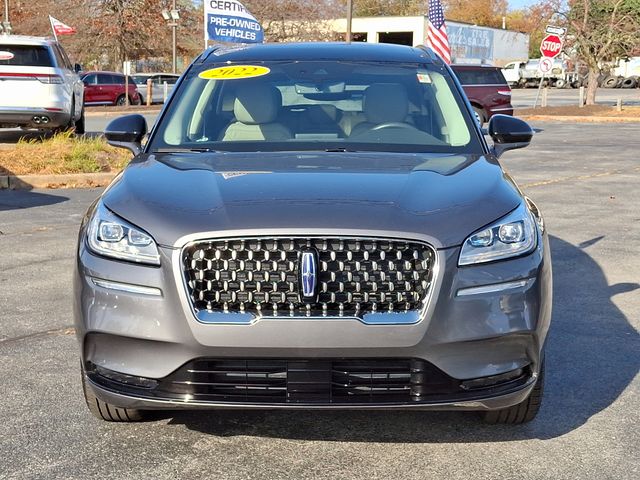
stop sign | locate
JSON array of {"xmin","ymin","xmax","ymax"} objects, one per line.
[{"xmin": 540, "ymin": 34, "xmax": 563, "ymax": 58}]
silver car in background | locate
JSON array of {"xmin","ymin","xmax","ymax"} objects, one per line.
[
  {"xmin": 131, "ymin": 73, "xmax": 179, "ymax": 104},
  {"xmin": 0, "ymin": 35, "xmax": 85, "ymax": 132}
]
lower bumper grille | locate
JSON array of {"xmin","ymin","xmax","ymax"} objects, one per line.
[
  {"xmin": 160, "ymin": 359, "xmax": 440, "ymax": 403},
  {"xmin": 88, "ymin": 359, "xmax": 531, "ymax": 405}
]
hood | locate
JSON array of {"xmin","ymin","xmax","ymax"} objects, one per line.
[{"xmin": 102, "ymin": 151, "xmax": 522, "ymax": 249}]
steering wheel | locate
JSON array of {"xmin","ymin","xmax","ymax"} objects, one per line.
[{"xmin": 370, "ymin": 122, "xmax": 414, "ymax": 131}]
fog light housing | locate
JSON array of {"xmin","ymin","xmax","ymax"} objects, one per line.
[
  {"xmin": 88, "ymin": 363, "xmax": 158, "ymax": 389},
  {"xmin": 460, "ymin": 367, "xmax": 526, "ymax": 390}
]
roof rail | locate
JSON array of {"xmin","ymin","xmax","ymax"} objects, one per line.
[
  {"xmin": 199, "ymin": 44, "xmax": 224, "ymax": 63},
  {"xmin": 415, "ymin": 45, "xmax": 441, "ymax": 62}
]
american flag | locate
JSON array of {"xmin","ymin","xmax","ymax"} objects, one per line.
[{"xmin": 427, "ymin": 0, "xmax": 451, "ymax": 64}]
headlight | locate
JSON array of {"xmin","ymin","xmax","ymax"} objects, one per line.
[
  {"xmin": 87, "ymin": 202, "xmax": 160, "ymax": 265},
  {"xmin": 459, "ymin": 203, "xmax": 537, "ymax": 266}
]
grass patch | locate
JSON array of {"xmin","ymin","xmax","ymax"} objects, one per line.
[{"xmin": 0, "ymin": 131, "xmax": 131, "ymax": 176}]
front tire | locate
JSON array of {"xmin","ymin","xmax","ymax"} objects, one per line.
[
  {"xmin": 81, "ymin": 365, "xmax": 146, "ymax": 422},
  {"xmin": 472, "ymin": 107, "xmax": 486, "ymax": 126},
  {"xmin": 483, "ymin": 361, "xmax": 545, "ymax": 424}
]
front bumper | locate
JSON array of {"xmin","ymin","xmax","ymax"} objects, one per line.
[
  {"xmin": 74, "ymin": 230, "xmax": 552, "ymax": 411},
  {"xmin": 84, "ymin": 372, "xmax": 538, "ymax": 411}
]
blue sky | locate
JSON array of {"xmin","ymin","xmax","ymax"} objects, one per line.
[{"xmin": 509, "ymin": 0, "xmax": 538, "ymax": 8}]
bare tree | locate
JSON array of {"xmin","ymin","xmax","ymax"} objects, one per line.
[
  {"xmin": 350, "ymin": 0, "xmax": 425, "ymax": 16},
  {"xmin": 563, "ymin": 0, "xmax": 640, "ymax": 105},
  {"xmin": 244, "ymin": 0, "xmax": 342, "ymax": 42},
  {"xmin": 9, "ymin": 0, "xmax": 203, "ymax": 70}
]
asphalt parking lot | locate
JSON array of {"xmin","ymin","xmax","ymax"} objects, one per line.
[{"xmin": 0, "ymin": 121, "xmax": 638, "ymax": 479}]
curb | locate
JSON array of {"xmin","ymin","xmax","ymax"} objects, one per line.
[
  {"xmin": 517, "ymin": 114, "xmax": 640, "ymax": 123},
  {"xmin": 85, "ymin": 109, "xmax": 161, "ymax": 118},
  {"xmin": 0, "ymin": 172, "xmax": 117, "ymax": 190}
]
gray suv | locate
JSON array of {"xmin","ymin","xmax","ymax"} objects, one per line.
[{"xmin": 75, "ymin": 43, "xmax": 551, "ymax": 424}]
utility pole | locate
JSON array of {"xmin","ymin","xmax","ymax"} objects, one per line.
[
  {"xmin": 162, "ymin": 2, "xmax": 180, "ymax": 73},
  {"xmin": 172, "ymin": 0, "xmax": 177, "ymax": 74},
  {"xmin": 345, "ymin": 0, "xmax": 352, "ymax": 42},
  {"xmin": 1, "ymin": 0, "xmax": 12, "ymax": 35}
]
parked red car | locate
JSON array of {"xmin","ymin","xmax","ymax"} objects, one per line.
[
  {"xmin": 451, "ymin": 65, "xmax": 513, "ymax": 125},
  {"xmin": 81, "ymin": 71, "xmax": 141, "ymax": 106}
]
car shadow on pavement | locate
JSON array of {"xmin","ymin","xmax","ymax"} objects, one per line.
[
  {"xmin": 0, "ymin": 189, "xmax": 69, "ymax": 211},
  {"xmin": 167, "ymin": 235, "xmax": 639, "ymax": 442}
]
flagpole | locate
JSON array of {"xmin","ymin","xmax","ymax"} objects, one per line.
[
  {"xmin": 49, "ymin": 16, "xmax": 58, "ymax": 42},
  {"xmin": 345, "ymin": 0, "xmax": 353, "ymax": 42}
]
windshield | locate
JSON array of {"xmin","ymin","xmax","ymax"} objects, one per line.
[
  {"xmin": 149, "ymin": 61, "xmax": 481, "ymax": 154},
  {"xmin": 131, "ymin": 75, "xmax": 150, "ymax": 85}
]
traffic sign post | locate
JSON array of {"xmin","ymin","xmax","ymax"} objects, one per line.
[
  {"xmin": 534, "ymin": 30, "xmax": 565, "ymax": 108},
  {"xmin": 538, "ymin": 58, "xmax": 554, "ymax": 74},
  {"xmin": 540, "ymin": 34, "xmax": 563, "ymax": 59}
]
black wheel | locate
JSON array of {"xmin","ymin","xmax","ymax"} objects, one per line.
[
  {"xmin": 81, "ymin": 365, "xmax": 146, "ymax": 422},
  {"xmin": 483, "ymin": 361, "xmax": 545, "ymax": 424},
  {"xmin": 472, "ymin": 107, "xmax": 486, "ymax": 126},
  {"xmin": 602, "ymin": 76, "xmax": 618, "ymax": 88},
  {"xmin": 74, "ymin": 106, "xmax": 86, "ymax": 135},
  {"xmin": 115, "ymin": 95, "xmax": 127, "ymax": 106}
]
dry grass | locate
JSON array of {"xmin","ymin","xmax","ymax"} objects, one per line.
[{"xmin": 0, "ymin": 131, "xmax": 131, "ymax": 176}]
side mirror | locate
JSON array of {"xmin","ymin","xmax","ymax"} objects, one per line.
[
  {"xmin": 104, "ymin": 114, "xmax": 147, "ymax": 156},
  {"xmin": 488, "ymin": 114, "xmax": 534, "ymax": 158},
  {"xmin": 74, "ymin": 63, "xmax": 82, "ymax": 73}
]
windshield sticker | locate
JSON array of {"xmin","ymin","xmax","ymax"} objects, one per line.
[
  {"xmin": 417, "ymin": 72, "xmax": 432, "ymax": 84},
  {"xmin": 0, "ymin": 51, "xmax": 15, "ymax": 61},
  {"xmin": 199, "ymin": 65, "xmax": 270, "ymax": 80}
]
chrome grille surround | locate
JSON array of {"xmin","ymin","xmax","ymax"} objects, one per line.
[{"xmin": 181, "ymin": 237, "xmax": 436, "ymax": 323}]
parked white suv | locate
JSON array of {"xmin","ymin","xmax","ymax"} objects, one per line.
[{"xmin": 0, "ymin": 36, "xmax": 85, "ymax": 133}]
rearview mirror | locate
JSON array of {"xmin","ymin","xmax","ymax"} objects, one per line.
[
  {"xmin": 104, "ymin": 114, "xmax": 147, "ymax": 156},
  {"xmin": 488, "ymin": 115, "xmax": 534, "ymax": 158},
  {"xmin": 74, "ymin": 63, "xmax": 82, "ymax": 73}
]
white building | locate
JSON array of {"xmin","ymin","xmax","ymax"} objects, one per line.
[{"xmin": 329, "ymin": 16, "xmax": 529, "ymax": 66}]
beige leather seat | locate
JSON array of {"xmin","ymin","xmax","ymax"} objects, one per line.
[
  {"xmin": 350, "ymin": 83, "xmax": 411, "ymax": 137},
  {"xmin": 221, "ymin": 84, "xmax": 292, "ymax": 142}
]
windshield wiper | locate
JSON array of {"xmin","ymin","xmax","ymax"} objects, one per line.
[
  {"xmin": 324, "ymin": 147, "xmax": 357, "ymax": 153},
  {"xmin": 152, "ymin": 147, "xmax": 218, "ymax": 153}
]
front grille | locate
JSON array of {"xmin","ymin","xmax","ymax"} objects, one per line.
[{"xmin": 182, "ymin": 237, "xmax": 435, "ymax": 318}]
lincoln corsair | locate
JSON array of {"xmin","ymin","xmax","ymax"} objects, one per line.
[{"xmin": 75, "ymin": 42, "xmax": 551, "ymax": 424}]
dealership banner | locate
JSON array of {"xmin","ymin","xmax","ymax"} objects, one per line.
[
  {"xmin": 447, "ymin": 25, "xmax": 494, "ymax": 62},
  {"xmin": 204, "ymin": 1, "xmax": 264, "ymax": 44}
]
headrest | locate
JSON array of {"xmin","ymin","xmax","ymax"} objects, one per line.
[
  {"xmin": 234, "ymin": 83, "xmax": 282, "ymax": 125},
  {"xmin": 363, "ymin": 84, "xmax": 409, "ymax": 124},
  {"xmin": 221, "ymin": 90, "xmax": 235, "ymax": 112}
]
